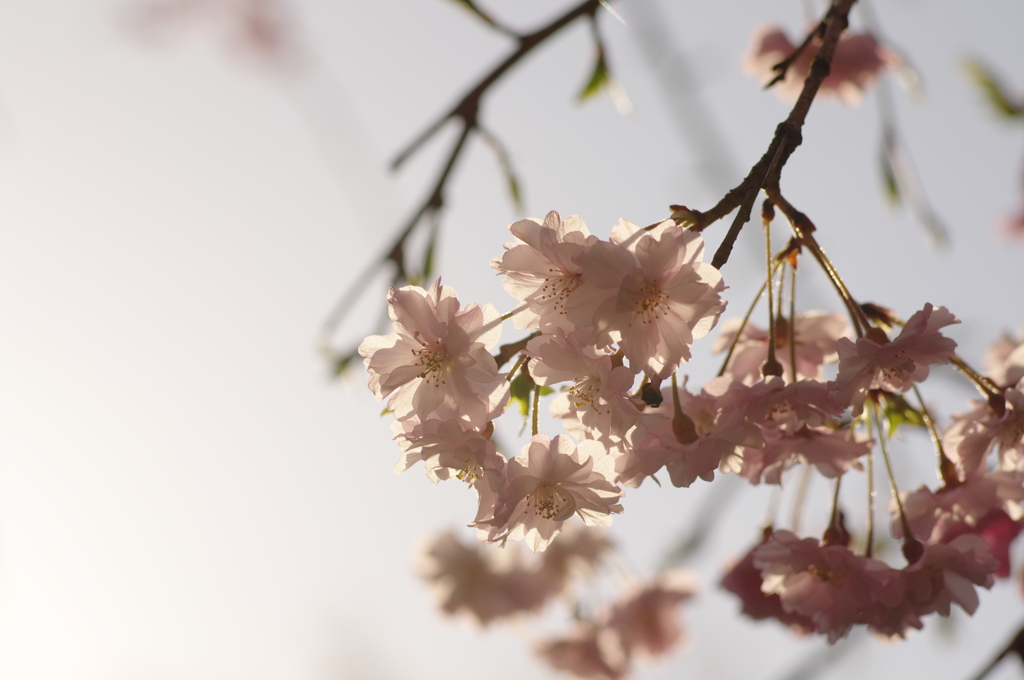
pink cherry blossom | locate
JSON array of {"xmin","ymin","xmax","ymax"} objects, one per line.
[
  {"xmin": 899, "ymin": 535, "xmax": 998, "ymax": 618},
  {"xmin": 571, "ymin": 219, "xmax": 726, "ymax": 379},
  {"xmin": 833, "ymin": 303, "xmax": 959, "ymax": 415},
  {"xmin": 391, "ymin": 418, "xmax": 508, "ymax": 524},
  {"xmin": 618, "ymin": 379, "xmax": 734, "ymax": 488},
  {"xmin": 743, "ymin": 24, "xmax": 899, "ymax": 105},
  {"xmin": 486, "ymin": 434, "xmax": 623, "ymax": 552},
  {"xmin": 721, "ymin": 530, "xmax": 816, "ymax": 634},
  {"xmin": 527, "ymin": 330, "xmax": 643, "ymax": 449},
  {"xmin": 358, "ymin": 279, "xmax": 509, "ymax": 428},
  {"xmin": 538, "ymin": 522, "xmax": 615, "ymax": 587},
  {"xmin": 536, "ymin": 625, "xmax": 626, "ymax": 680},
  {"xmin": 491, "ymin": 210, "xmax": 598, "ymax": 333},
  {"xmin": 417, "ymin": 530, "xmax": 547, "ymax": 625},
  {"xmin": 890, "ymin": 470, "xmax": 1024, "ymax": 543},
  {"xmin": 714, "ymin": 378, "xmax": 866, "ymax": 484},
  {"xmin": 712, "ymin": 312, "xmax": 851, "ymax": 384},
  {"xmin": 937, "ymin": 509, "xmax": 1023, "ymax": 579},
  {"xmin": 943, "ymin": 382, "xmax": 1024, "ymax": 474},
  {"xmin": 753, "ymin": 530, "xmax": 902, "ymax": 643},
  {"xmin": 984, "ymin": 327, "xmax": 1024, "ymax": 388},
  {"xmin": 607, "ymin": 572, "xmax": 695, "ymax": 659}
]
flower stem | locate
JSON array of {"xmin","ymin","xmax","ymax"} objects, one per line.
[
  {"xmin": 950, "ymin": 354, "xmax": 1006, "ymax": 417},
  {"xmin": 911, "ymin": 384, "xmax": 959, "ymax": 486},
  {"xmin": 788, "ymin": 263, "xmax": 798, "ymax": 383},
  {"xmin": 716, "ymin": 260, "xmax": 784, "ymax": 377},
  {"xmin": 863, "ymin": 413, "xmax": 876, "ymax": 557},
  {"xmin": 871, "ymin": 402, "xmax": 922, "ymax": 563},
  {"xmin": 532, "ymin": 382, "xmax": 541, "ymax": 437},
  {"xmin": 767, "ymin": 190, "xmax": 871, "ymax": 338},
  {"xmin": 762, "ymin": 200, "xmax": 783, "ymax": 378}
]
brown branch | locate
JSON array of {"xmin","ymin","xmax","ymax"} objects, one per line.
[
  {"xmin": 766, "ymin": 188, "xmax": 871, "ymax": 338},
  {"xmin": 392, "ymin": 0, "xmax": 605, "ymax": 170},
  {"xmin": 764, "ymin": 20, "xmax": 826, "ymax": 89},
  {"xmin": 319, "ymin": 0, "xmax": 606, "ymax": 356},
  {"xmin": 494, "ymin": 331, "xmax": 542, "ymax": 368},
  {"xmin": 682, "ymin": 0, "xmax": 857, "ymax": 271}
]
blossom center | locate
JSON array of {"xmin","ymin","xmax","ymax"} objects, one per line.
[
  {"xmin": 524, "ymin": 483, "xmax": 573, "ymax": 520},
  {"xmin": 635, "ymin": 281, "xmax": 667, "ymax": 324},
  {"xmin": 768, "ymin": 400, "xmax": 795, "ymax": 422},
  {"xmin": 569, "ymin": 376, "xmax": 605, "ymax": 412},
  {"xmin": 538, "ymin": 271, "xmax": 582, "ymax": 316},
  {"xmin": 455, "ymin": 459, "xmax": 483, "ymax": 487},
  {"xmin": 411, "ymin": 333, "xmax": 450, "ymax": 386}
]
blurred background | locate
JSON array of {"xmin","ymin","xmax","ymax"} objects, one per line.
[{"xmin": 2, "ymin": 0, "xmax": 1023, "ymax": 678}]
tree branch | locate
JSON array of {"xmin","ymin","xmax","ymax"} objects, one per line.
[
  {"xmin": 680, "ymin": 0, "xmax": 857, "ymax": 270},
  {"xmin": 320, "ymin": 0, "xmax": 606, "ymax": 359}
]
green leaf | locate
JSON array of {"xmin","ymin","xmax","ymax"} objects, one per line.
[
  {"xmin": 509, "ymin": 369, "xmax": 536, "ymax": 418},
  {"xmin": 421, "ymin": 222, "xmax": 439, "ymax": 281},
  {"xmin": 963, "ymin": 58, "xmax": 1024, "ymax": 119},
  {"xmin": 480, "ymin": 131, "xmax": 524, "ymax": 213},
  {"xmin": 578, "ymin": 49, "xmax": 610, "ymax": 102},
  {"xmin": 879, "ymin": 391, "xmax": 926, "ymax": 437},
  {"xmin": 880, "ymin": 149, "xmax": 901, "ymax": 205}
]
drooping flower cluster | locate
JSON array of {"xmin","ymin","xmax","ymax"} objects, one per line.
[
  {"xmin": 360, "ymin": 211, "xmax": 730, "ymax": 553},
  {"xmin": 723, "ymin": 528, "xmax": 998, "ymax": 643},
  {"xmin": 359, "ymin": 209, "xmax": 1023, "ymax": 658}
]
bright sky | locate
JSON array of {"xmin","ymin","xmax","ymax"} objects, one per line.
[{"xmin": 2, "ymin": 1, "xmax": 1023, "ymax": 679}]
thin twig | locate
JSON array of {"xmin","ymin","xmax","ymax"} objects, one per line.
[
  {"xmin": 687, "ymin": 0, "xmax": 857, "ymax": 270},
  {"xmin": 320, "ymin": 1, "xmax": 606, "ymax": 356}
]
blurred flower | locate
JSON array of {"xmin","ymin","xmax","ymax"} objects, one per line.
[
  {"xmin": 607, "ymin": 572, "xmax": 695, "ymax": 658},
  {"xmin": 743, "ymin": 23, "xmax": 899, "ymax": 105}
]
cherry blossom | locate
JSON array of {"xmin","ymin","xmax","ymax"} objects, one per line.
[
  {"xmin": 571, "ymin": 219, "xmax": 726, "ymax": 378},
  {"xmin": 721, "ymin": 530, "xmax": 816, "ymax": 634},
  {"xmin": 743, "ymin": 24, "xmax": 899, "ymax": 105},
  {"xmin": 537, "ymin": 522, "xmax": 615, "ymax": 589},
  {"xmin": 536, "ymin": 625, "xmax": 626, "ymax": 680},
  {"xmin": 833, "ymin": 303, "xmax": 959, "ymax": 415},
  {"xmin": 714, "ymin": 378, "xmax": 867, "ymax": 484},
  {"xmin": 391, "ymin": 418, "xmax": 507, "ymax": 524},
  {"xmin": 607, "ymin": 572, "xmax": 695, "ymax": 659},
  {"xmin": 713, "ymin": 312, "xmax": 851, "ymax": 384},
  {"xmin": 358, "ymin": 279, "xmax": 509, "ymax": 428},
  {"xmin": 417, "ymin": 531, "xmax": 546, "ymax": 625},
  {"xmin": 984, "ymin": 327, "xmax": 1024, "ymax": 388},
  {"xmin": 890, "ymin": 470, "xmax": 1024, "ymax": 544},
  {"xmin": 753, "ymin": 530, "xmax": 902, "ymax": 643},
  {"xmin": 491, "ymin": 210, "xmax": 598, "ymax": 333},
  {"xmin": 527, "ymin": 330, "xmax": 643, "ymax": 449},
  {"xmin": 899, "ymin": 535, "xmax": 998, "ymax": 619},
  {"xmin": 943, "ymin": 382, "xmax": 1024, "ymax": 474},
  {"xmin": 485, "ymin": 434, "xmax": 623, "ymax": 552},
  {"xmin": 938, "ymin": 509, "xmax": 1023, "ymax": 578}
]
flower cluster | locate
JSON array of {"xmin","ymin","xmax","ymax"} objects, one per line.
[
  {"xmin": 723, "ymin": 527, "xmax": 998, "ymax": 642},
  {"xmin": 360, "ymin": 211, "xmax": 728, "ymax": 553},
  {"xmin": 360, "ymin": 209, "xmax": 1023, "ymax": 658}
]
